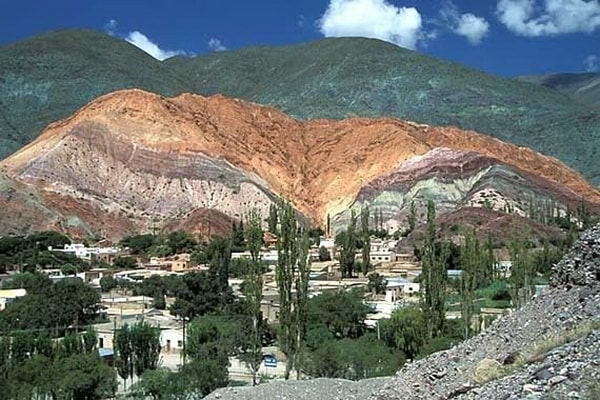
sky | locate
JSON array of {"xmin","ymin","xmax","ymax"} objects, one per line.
[{"xmin": 0, "ymin": 0, "xmax": 599, "ymax": 77}]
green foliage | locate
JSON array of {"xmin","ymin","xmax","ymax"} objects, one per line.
[
  {"xmin": 131, "ymin": 368, "xmax": 188, "ymax": 400},
  {"xmin": 420, "ymin": 200, "xmax": 448, "ymax": 338},
  {"xmin": 275, "ymin": 200, "xmax": 299, "ymax": 379},
  {"xmin": 299, "ymin": 333, "xmax": 403, "ymax": 380},
  {"xmin": 361, "ymin": 206, "xmax": 371, "ymax": 276},
  {"xmin": 459, "ymin": 230, "xmax": 480, "ymax": 339},
  {"xmin": 268, "ymin": 203, "xmax": 278, "ymax": 234},
  {"xmin": 185, "ymin": 317, "xmax": 230, "ymax": 395},
  {"xmin": 169, "ymin": 271, "xmax": 233, "ymax": 319},
  {"xmin": 112, "ymin": 256, "xmax": 138, "ymax": 269},
  {"xmin": 0, "ymin": 330, "xmax": 116, "ymax": 400},
  {"xmin": 120, "ymin": 234, "xmax": 156, "ymax": 255},
  {"xmin": 307, "ymin": 289, "xmax": 371, "ymax": 339},
  {"xmin": 339, "ymin": 210, "xmax": 357, "ymax": 278},
  {"xmin": 366, "ymin": 272, "xmax": 387, "ymax": 295},
  {"xmin": 0, "ymin": 277, "xmax": 101, "ymax": 336},
  {"xmin": 386, "ymin": 306, "xmax": 427, "ymax": 360},
  {"xmin": 318, "ymin": 245, "xmax": 331, "ymax": 261},
  {"xmin": 99, "ymin": 275, "xmax": 117, "ymax": 292},
  {"xmin": 407, "ymin": 200, "xmax": 417, "ymax": 233},
  {"xmin": 509, "ymin": 228, "xmax": 536, "ymax": 308},
  {"xmin": 243, "ymin": 209, "xmax": 264, "ymax": 385},
  {"xmin": 114, "ymin": 321, "xmax": 161, "ymax": 389}
]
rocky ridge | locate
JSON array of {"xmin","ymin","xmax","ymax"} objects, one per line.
[
  {"xmin": 372, "ymin": 225, "xmax": 600, "ymax": 400},
  {"xmin": 202, "ymin": 224, "xmax": 600, "ymax": 400},
  {"xmin": 1, "ymin": 89, "xmax": 599, "ymax": 239}
]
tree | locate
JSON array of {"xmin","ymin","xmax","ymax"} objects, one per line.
[
  {"xmin": 99, "ymin": 275, "xmax": 117, "ymax": 292},
  {"xmin": 388, "ymin": 306, "xmax": 427, "ymax": 360},
  {"xmin": 420, "ymin": 200, "xmax": 448, "ymax": 338},
  {"xmin": 508, "ymin": 227, "xmax": 535, "ymax": 308},
  {"xmin": 185, "ymin": 317, "xmax": 229, "ymax": 396},
  {"xmin": 361, "ymin": 206, "xmax": 370, "ymax": 276},
  {"xmin": 170, "ymin": 271, "xmax": 233, "ymax": 320},
  {"xmin": 56, "ymin": 352, "xmax": 116, "ymax": 400},
  {"xmin": 339, "ymin": 210, "xmax": 357, "ymax": 279},
  {"xmin": 294, "ymin": 229, "xmax": 311, "ymax": 379},
  {"xmin": 276, "ymin": 200, "xmax": 299, "ymax": 379},
  {"xmin": 367, "ymin": 272, "xmax": 387, "ymax": 295},
  {"xmin": 131, "ymin": 321, "xmax": 162, "ymax": 377},
  {"xmin": 112, "ymin": 256, "xmax": 138, "ymax": 269},
  {"xmin": 243, "ymin": 209, "xmax": 264, "ymax": 386},
  {"xmin": 114, "ymin": 324, "xmax": 133, "ymax": 390},
  {"xmin": 407, "ymin": 200, "xmax": 417, "ymax": 233},
  {"xmin": 268, "ymin": 204, "xmax": 278, "ymax": 234},
  {"xmin": 459, "ymin": 230, "xmax": 479, "ymax": 339},
  {"xmin": 132, "ymin": 368, "xmax": 188, "ymax": 400},
  {"xmin": 208, "ymin": 237, "xmax": 231, "ymax": 293},
  {"xmin": 307, "ymin": 289, "xmax": 371, "ymax": 339},
  {"xmin": 0, "ymin": 277, "xmax": 101, "ymax": 336},
  {"xmin": 318, "ymin": 246, "xmax": 331, "ymax": 262}
]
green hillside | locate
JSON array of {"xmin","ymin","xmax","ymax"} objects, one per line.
[
  {"xmin": 168, "ymin": 37, "xmax": 600, "ymax": 184},
  {"xmin": 517, "ymin": 73, "xmax": 600, "ymax": 109},
  {"xmin": 2, "ymin": 30, "xmax": 600, "ymax": 185},
  {"xmin": 0, "ymin": 29, "xmax": 190, "ymax": 158}
]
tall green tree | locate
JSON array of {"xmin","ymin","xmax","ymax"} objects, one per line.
[
  {"xmin": 407, "ymin": 200, "xmax": 417, "ymax": 233},
  {"xmin": 293, "ymin": 228, "xmax": 311, "ymax": 379},
  {"xmin": 276, "ymin": 200, "xmax": 299, "ymax": 379},
  {"xmin": 459, "ymin": 230, "xmax": 479, "ymax": 339},
  {"xmin": 185, "ymin": 318, "xmax": 229, "ymax": 396},
  {"xmin": 361, "ymin": 206, "xmax": 370, "ymax": 276},
  {"xmin": 339, "ymin": 210, "xmax": 357, "ymax": 279},
  {"xmin": 130, "ymin": 321, "xmax": 162, "ymax": 378},
  {"xmin": 268, "ymin": 204, "xmax": 278, "ymax": 234},
  {"xmin": 508, "ymin": 228, "xmax": 535, "ymax": 308},
  {"xmin": 420, "ymin": 200, "xmax": 448, "ymax": 338},
  {"xmin": 114, "ymin": 324, "xmax": 133, "ymax": 390},
  {"xmin": 388, "ymin": 305, "xmax": 427, "ymax": 360},
  {"xmin": 243, "ymin": 209, "xmax": 264, "ymax": 386}
]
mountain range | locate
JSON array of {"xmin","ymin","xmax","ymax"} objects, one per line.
[
  {"xmin": 517, "ymin": 72, "xmax": 600, "ymax": 110},
  {"xmin": 0, "ymin": 89, "xmax": 597, "ymax": 242},
  {"xmin": 1, "ymin": 30, "xmax": 599, "ymax": 186}
]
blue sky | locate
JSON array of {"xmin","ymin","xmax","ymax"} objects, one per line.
[{"xmin": 1, "ymin": 0, "xmax": 598, "ymax": 77}]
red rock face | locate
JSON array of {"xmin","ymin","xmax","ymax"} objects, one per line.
[{"xmin": 1, "ymin": 89, "xmax": 598, "ymax": 239}]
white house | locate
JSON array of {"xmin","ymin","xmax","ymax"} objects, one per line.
[{"xmin": 0, "ymin": 288, "xmax": 27, "ymax": 310}]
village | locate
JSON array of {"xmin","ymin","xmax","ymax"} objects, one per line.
[{"xmin": 0, "ymin": 229, "xmax": 517, "ymax": 388}]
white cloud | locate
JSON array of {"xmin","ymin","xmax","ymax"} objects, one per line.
[
  {"xmin": 104, "ymin": 19, "xmax": 118, "ymax": 36},
  {"xmin": 318, "ymin": 0, "xmax": 423, "ymax": 50},
  {"xmin": 585, "ymin": 54, "xmax": 599, "ymax": 71},
  {"xmin": 496, "ymin": 0, "xmax": 600, "ymax": 36},
  {"xmin": 440, "ymin": 2, "xmax": 490, "ymax": 44},
  {"xmin": 125, "ymin": 31, "xmax": 187, "ymax": 60},
  {"xmin": 455, "ymin": 14, "xmax": 490, "ymax": 44},
  {"xmin": 208, "ymin": 38, "xmax": 227, "ymax": 52}
]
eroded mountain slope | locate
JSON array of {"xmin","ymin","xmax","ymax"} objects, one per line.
[{"xmin": 1, "ymin": 89, "xmax": 599, "ymax": 239}]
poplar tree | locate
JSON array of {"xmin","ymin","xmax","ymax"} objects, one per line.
[
  {"xmin": 244, "ymin": 209, "xmax": 264, "ymax": 386},
  {"xmin": 267, "ymin": 204, "xmax": 278, "ymax": 234},
  {"xmin": 276, "ymin": 200, "xmax": 299, "ymax": 380},
  {"xmin": 407, "ymin": 200, "xmax": 417, "ymax": 233},
  {"xmin": 508, "ymin": 228, "xmax": 535, "ymax": 308},
  {"xmin": 294, "ymin": 229, "xmax": 310, "ymax": 380},
  {"xmin": 420, "ymin": 200, "xmax": 447, "ymax": 338},
  {"xmin": 339, "ymin": 210, "xmax": 357, "ymax": 278},
  {"xmin": 361, "ymin": 206, "xmax": 370, "ymax": 276},
  {"xmin": 460, "ymin": 230, "xmax": 479, "ymax": 339}
]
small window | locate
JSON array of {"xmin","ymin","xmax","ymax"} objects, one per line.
[
  {"xmin": 99, "ymin": 338, "xmax": 104, "ymax": 348},
  {"xmin": 177, "ymin": 340, "xmax": 183, "ymax": 347}
]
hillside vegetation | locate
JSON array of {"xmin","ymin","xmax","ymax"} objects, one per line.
[{"xmin": 1, "ymin": 31, "xmax": 600, "ymax": 185}]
